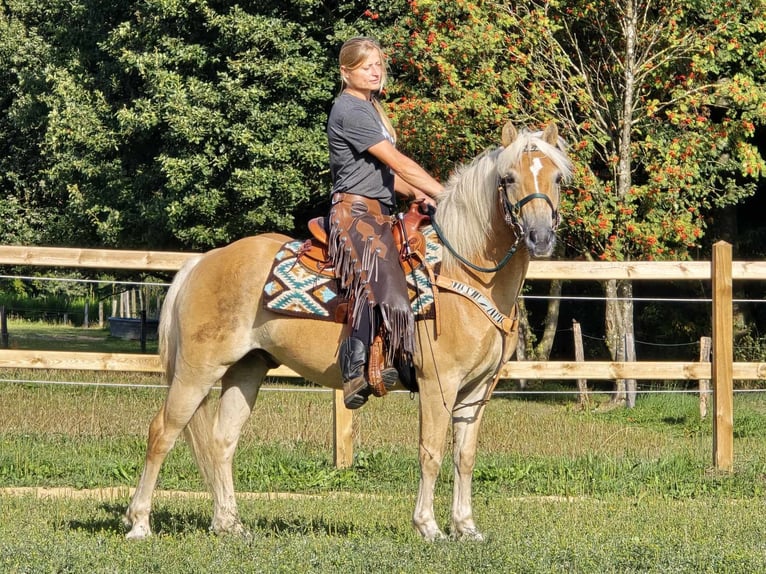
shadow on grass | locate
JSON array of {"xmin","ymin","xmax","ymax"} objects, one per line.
[
  {"xmin": 68, "ymin": 502, "xmax": 210, "ymax": 536},
  {"xmin": 251, "ymin": 515, "xmax": 358, "ymax": 537},
  {"xmin": 73, "ymin": 502, "xmax": 362, "ymax": 538},
  {"xmin": 662, "ymin": 416, "xmax": 687, "ymax": 425}
]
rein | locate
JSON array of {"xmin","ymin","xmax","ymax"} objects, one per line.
[
  {"xmin": 430, "ymin": 216, "xmax": 519, "ymax": 273},
  {"xmin": 429, "ymin": 177, "xmax": 557, "ymax": 274}
]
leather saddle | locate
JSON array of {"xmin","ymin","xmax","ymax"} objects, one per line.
[{"xmin": 298, "ymin": 200, "xmax": 431, "ymax": 277}]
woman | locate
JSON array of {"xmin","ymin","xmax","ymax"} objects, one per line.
[{"xmin": 327, "ymin": 36, "xmax": 443, "ymax": 409}]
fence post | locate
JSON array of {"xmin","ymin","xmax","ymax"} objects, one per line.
[
  {"xmin": 712, "ymin": 241, "xmax": 734, "ymax": 472},
  {"xmin": 139, "ymin": 310, "xmax": 147, "ymax": 354},
  {"xmin": 0, "ymin": 306, "xmax": 8, "ymax": 349},
  {"xmin": 625, "ymin": 333, "xmax": 637, "ymax": 408},
  {"xmin": 333, "ymin": 389, "xmax": 354, "ymax": 468},
  {"xmin": 699, "ymin": 336, "xmax": 712, "ymax": 419},
  {"xmin": 572, "ymin": 319, "xmax": 588, "ymax": 407}
]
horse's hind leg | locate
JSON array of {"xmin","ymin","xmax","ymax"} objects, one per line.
[
  {"xmin": 202, "ymin": 354, "xmax": 267, "ymax": 536},
  {"xmin": 124, "ymin": 367, "xmax": 224, "ymax": 540}
]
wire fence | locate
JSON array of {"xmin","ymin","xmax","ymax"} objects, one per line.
[
  {"xmin": 2, "ymin": 271, "xmax": 766, "ymax": 397},
  {"xmin": 4, "ymin": 376, "xmax": 766, "ymax": 398}
]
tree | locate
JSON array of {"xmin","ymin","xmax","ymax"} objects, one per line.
[
  {"xmin": 374, "ymin": 1, "xmax": 570, "ymax": 360},
  {"xmin": 1, "ymin": 0, "xmax": 346, "ymax": 250},
  {"xmin": 0, "ymin": 5, "xmax": 55, "ymax": 246},
  {"xmin": 379, "ymin": 0, "xmax": 539, "ymax": 179},
  {"xmin": 80, "ymin": 1, "xmax": 336, "ymax": 249},
  {"xmin": 521, "ymin": 0, "xmax": 766, "ymax": 400},
  {"xmin": 373, "ymin": 0, "xmax": 765, "ymax": 386}
]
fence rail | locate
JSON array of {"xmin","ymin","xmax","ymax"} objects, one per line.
[
  {"xmin": 2, "ymin": 349, "xmax": 765, "ymax": 381},
  {"xmin": 1, "ymin": 242, "xmax": 762, "ymax": 470}
]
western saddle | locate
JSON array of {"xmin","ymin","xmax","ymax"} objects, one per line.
[{"xmin": 297, "ymin": 200, "xmax": 431, "ymax": 277}]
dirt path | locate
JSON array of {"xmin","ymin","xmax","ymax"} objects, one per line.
[
  {"xmin": 0, "ymin": 486, "xmax": 320, "ymax": 501},
  {"xmin": 0, "ymin": 486, "xmax": 580, "ymax": 503}
]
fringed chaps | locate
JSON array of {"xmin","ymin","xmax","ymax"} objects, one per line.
[{"xmin": 328, "ymin": 193, "xmax": 415, "ymax": 365}]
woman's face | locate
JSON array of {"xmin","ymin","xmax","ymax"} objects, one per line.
[{"xmin": 342, "ymin": 51, "xmax": 384, "ymax": 95}]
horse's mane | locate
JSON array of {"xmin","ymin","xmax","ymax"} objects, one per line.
[{"xmin": 435, "ymin": 128, "xmax": 572, "ymax": 268}]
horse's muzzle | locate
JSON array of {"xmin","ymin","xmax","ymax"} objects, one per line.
[{"xmin": 525, "ymin": 226, "xmax": 556, "ymax": 258}]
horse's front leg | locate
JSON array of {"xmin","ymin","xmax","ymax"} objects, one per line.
[
  {"xmin": 450, "ymin": 381, "xmax": 492, "ymax": 541},
  {"xmin": 413, "ymin": 382, "xmax": 455, "ymax": 541}
]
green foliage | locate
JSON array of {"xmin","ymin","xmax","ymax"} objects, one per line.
[
  {"xmin": 530, "ymin": 0, "xmax": 766, "ymax": 261},
  {"xmin": 97, "ymin": 2, "xmax": 336, "ymax": 248},
  {"xmin": 1, "ymin": 0, "xmax": 339, "ymax": 250},
  {"xmin": 1, "ymin": 0, "xmax": 764, "ymax": 263},
  {"xmin": 380, "ymin": 0, "xmax": 537, "ymax": 179}
]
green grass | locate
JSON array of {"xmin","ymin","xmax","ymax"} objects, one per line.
[
  {"xmin": 3, "ymin": 492, "xmax": 766, "ymax": 572},
  {"xmin": 3, "ymin": 318, "xmax": 157, "ymax": 353},
  {"xmin": 3, "ymin": 322, "xmax": 766, "ymax": 571}
]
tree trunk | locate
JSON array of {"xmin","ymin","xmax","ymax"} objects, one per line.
[
  {"xmin": 516, "ymin": 280, "xmax": 564, "ymax": 388},
  {"xmin": 536, "ymin": 279, "xmax": 562, "ymax": 358},
  {"xmin": 604, "ymin": 279, "xmax": 635, "ymax": 405},
  {"xmin": 604, "ymin": 0, "xmax": 639, "ymax": 407}
]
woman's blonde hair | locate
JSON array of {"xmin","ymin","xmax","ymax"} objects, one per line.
[{"xmin": 339, "ymin": 37, "xmax": 397, "ymax": 142}]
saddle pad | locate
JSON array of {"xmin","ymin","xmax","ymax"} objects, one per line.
[{"xmin": 263, "ymin": 226, "xmax": 441, "ymax": 321}]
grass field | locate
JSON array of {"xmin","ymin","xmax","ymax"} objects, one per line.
[{"xmin": 2, "ymin": 321, "xmax": 766, "ymax": 572}]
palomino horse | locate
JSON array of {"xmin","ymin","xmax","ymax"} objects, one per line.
[{"xmin": 124, "ymin": 121, "xmax": 572, "ymax": 541}]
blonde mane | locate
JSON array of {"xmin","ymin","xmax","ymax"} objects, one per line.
[{"xmin": 434, "ymin": 128, "xmax": 572, "ymax": 270}]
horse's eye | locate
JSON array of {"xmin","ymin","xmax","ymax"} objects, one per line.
[
  {"xmin": 502, "ymin": 174, "xmax": 516, "ymax": 186},
  {"xmin": 554, "ymin": 174, "xmax": 562, "ymax": 185}
]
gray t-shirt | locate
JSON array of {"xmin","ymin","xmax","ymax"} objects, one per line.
[{"xmin": 327, "ymin": 93, "xmax": 396, "ymax": 207}]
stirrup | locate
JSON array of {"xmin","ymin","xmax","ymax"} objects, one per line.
[{"xmin": 368, "ymin": 336, "xmax": 399, "ymax": 397}]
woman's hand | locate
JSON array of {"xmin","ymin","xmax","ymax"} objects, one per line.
[{"xmin": 411, "ymin": 190, "xmax": 438, "ymax": 208}]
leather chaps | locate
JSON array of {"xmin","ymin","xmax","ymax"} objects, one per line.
[{"xmin": 328, "ymin": 192, "xmax": 415, "ymax": 365}]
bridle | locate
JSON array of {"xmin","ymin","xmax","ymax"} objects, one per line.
[
  {"xmin": 498, "ymin": 174, "xmax": 560, "ymax": 235},
  {"xmin": 430, "ymin": 170, "xmax": 559, "ymax": 274}
]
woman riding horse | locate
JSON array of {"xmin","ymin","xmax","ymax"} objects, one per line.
[
  {"xmin": 327, "ymin": 37, "xmax": 443, "ymax": 409},
  {"xmin": 123, "ymin": 121, "xmax": 572, "ymax": 542}
]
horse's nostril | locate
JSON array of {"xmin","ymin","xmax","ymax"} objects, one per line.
[{"xmin": 526, "ymin": 227, "xmax": 556, "ymax": 257}]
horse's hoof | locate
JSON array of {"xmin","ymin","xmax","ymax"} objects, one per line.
[
  {"xmin": 415, "ymin": 522, "xmax": 447, "ymax": 542},
  {"xmin": 125, "ymin": 523, "xmax": 152, "ymax": 540},
  {"xmin": 455, "ymin": 528, "xmax": 485, "ymax": 542},
  {"xmin": 425, "ymin": 530, "xmax": 448, "ymax": 542},
  {"xmin": 211, "ymin": 519, "xmax": 251, "ymax": 539}
]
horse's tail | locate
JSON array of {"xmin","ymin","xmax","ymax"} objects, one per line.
[
  {"xmin": 159, "ymin": 253, "xmax": 220, "ymax": 493},
  {"xmin": 159, "ymin": 254, "xmax": 203, "ymax": 386},
  {"xmin": 184, "ymin": 395, "xmax": 218, "ymax": 494}
]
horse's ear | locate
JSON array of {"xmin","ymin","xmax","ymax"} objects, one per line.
[
  {"xmin": 542, "ymin": 123, "xmax": 559, "ymax": 146},
  {"xmin": 501, "ymin": 122, "xmax": 517, "ymax": 147}
]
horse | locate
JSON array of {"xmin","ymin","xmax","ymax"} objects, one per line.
[{"xmin": 124, "ymin": 121, "xmax": 573, "ymax": 542}]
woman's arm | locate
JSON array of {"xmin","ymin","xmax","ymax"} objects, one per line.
[
  {"xmin": 393, "ymin": 176, "xmax": 436, "ymax": 205},
  {"xmin": 367, "ymin": 139, "xmax": 444, "ymax": 202}
]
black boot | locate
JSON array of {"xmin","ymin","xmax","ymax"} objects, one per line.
[{"xmin": 338, "ymin": 337, "xmax": 372, "ymax": 409}]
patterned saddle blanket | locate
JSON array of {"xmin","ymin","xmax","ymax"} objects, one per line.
[{"xmin": 263, "ymin": 226, "xmax": 442, "ymax": 322}]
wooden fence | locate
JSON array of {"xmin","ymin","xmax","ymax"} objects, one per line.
[{"xmin": 2, "ymin": 242, "xmax": 766, "ymax": 471}]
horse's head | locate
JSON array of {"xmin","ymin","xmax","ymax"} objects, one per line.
[{"xmin": 495, "ymin": 122, "xmax": 573, "ymax": 258}]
